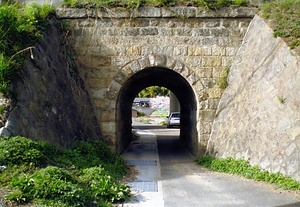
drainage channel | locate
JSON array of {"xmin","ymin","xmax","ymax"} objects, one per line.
[{"xmin": 120, "ymin": 129, "xmax": 164, "ymax": 206}]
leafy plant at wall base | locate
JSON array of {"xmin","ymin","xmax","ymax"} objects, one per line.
[
  {"xmin": 0, "ymin": 136, "xmax": 45, "ymax": 166},
  {"xmin": 8, "ymin": 166, "xmax": 87, "ymax": 206},
  {"xmin": 195, "ymin": 156, "xmax": 300, "ymax": 190},
  {"xmin": 0, "ymin": 137, "xmax": 130, "ymax": 206}
]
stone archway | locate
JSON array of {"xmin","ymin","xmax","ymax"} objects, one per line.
[{"xmin": 107, "ymin": 55, "xmax": 202, "ymax": 155}]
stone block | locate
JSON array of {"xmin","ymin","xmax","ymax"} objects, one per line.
[
  {"xmin": 135, "ymin": 7, "xmax": 161, "ymax": 17},
  {"xmin": 149, "ymin": 54, "xmax": 167, "ymax": 67},
  {"xmin": 195, "ymin": 67, "xmax": 213, "ymax": 78},
  {"xmin": 100, "ymin": 110, "xmax": 116, "ymax": 122},
  {"xmin": 211, "ymin": 46, "xmax": 226, "ymax": 56},
  {"xmin": 176, "ymin": 28, "xmax": 192, "ymax": 36},
  {"xmin": 124, "ymin": 28, "xmax": 140, "ymax": 36},
  {"xmin": 205, "ymin": 20, "xmax": 221, "ymax": 28},
  {"xmin": 107, "ymin": 80, "xmax": 122, "ymax": 98},
  {"xmin": 222, "ymin": 57, "xmax": 234, "ymax": 67},
  {"xmin": 173, "ymin": 46, "xmax": 188, "ymax": 56},
  {"xmin": 187, "ymin": 73, "xmax": 198, "ymax": 86},
  {"xmin": 191, "ymin": 28, "xmax": 210, "ymax": 37},
  {"xmin": 199, "ymin": 110, "xmax": 216, "ymax": 122},
  {"xmin": 101, "ymin": 122, "xmax": 116, "ymax": 134},
  {"xmin": 158, "ymin": 28, "xmax": 174, "ymax": 36},
  {"xmin": 114, "ymin": 67, "xmax": 133, "ymax": 84},
  {"xmin": 202, "ymin": 56, "xmax": 222, "ymax": 67},
  {"xmin": 162, "ymin": 7, "xmax": 197, "ymax": 18},
  {"xmin": 87, "ymin": 78, "xmax": 110, "ymax": 89},
  {"xmin": 126, "ymin": 46, "xmax": 142, "ymax": 56},
  {"xmin": 93, "ymin": 99, "xmax": 106, "ymax": 109},
  {"xmin": 183, "ymin": 56, "xmax": 202, "ymax": 67},
  {"xmin": 90, "ymin": 88, "xmax": 107, "ymax": 99},
  {"xmin": 200, "ymin": 122, "xmax": 213, "ymax": 134},
  {"xmin": 97, "ymin": 8, "xmax": 130, "ymax": 18},
  {"xmin": 187, "ymin": 47, "xmax": 203, "ymax": 56},
  {"xmin": 131, "ymin": 60, "xmax": 143, "ymax": 72}
]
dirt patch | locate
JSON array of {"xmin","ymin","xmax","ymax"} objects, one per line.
[{"xmin": 122, "ymin": 165, "xmax": 139, "ymax": 183}]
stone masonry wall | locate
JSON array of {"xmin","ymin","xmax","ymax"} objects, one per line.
[
  {"xmin": 56, "ymin": 7, "xmax": 256, "ymax": 151},
  {"xmin": 207, "ymin": 15, "xmax": 300, "ymax": 181},
  {"xmin": 0, "ymin": 18, "xmax": 101, "ymax": 146}
]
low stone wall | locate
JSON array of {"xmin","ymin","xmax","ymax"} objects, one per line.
[
  {"xmin": 0, "ymin": 18, "xmax": 101, "ymax": 146},
  {"xmin": 9, "ymin": 0, "xmax": 271, "ymax": 7},
  {"xmin": 208, "ymin": 15, "xmax": 300, "ymax": 181}
]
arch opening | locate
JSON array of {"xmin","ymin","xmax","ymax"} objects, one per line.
[{"xmin": 116, "ymin": 67, "xmax": 198, "ymax": 155}]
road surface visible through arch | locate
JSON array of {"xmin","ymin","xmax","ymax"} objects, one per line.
[{"xmin": 119, "ymin": 124, "xmax": 300, "ymax": 207}]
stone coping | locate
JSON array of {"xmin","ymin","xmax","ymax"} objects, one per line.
[{"xmin": 56, "ymin": 6, "xmax": 257, "ymax": 19}]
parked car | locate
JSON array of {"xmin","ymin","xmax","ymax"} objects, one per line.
[{"xmin": 167, "ymin": 112, "xmax": 180, "ymax": 128}]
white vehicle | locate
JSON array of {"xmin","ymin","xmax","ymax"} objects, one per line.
[{"xmin": 167, "ymin": 112, "xmax": 180, "ymax": 128}]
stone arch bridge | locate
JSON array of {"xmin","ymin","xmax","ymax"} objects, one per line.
[{"xmin": 56, "ymin": 7, "xmax": 257, "ymax": 156}]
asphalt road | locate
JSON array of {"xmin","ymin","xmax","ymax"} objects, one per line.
[{"xmin": 122, "ymin": 124, "xmax": 300, "ymax": 207}]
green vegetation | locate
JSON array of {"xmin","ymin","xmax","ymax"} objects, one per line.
[
  {"xmin": 0, "ymin": 136, "xmax": 130, "ymax": 206},
  {"xmin": 215, "ymin": 66, "xmax": 230, "ymax": 89},
  {"xmin": 63, "ymin": 0, "xmax": 249, "ymax": 9},
  {"xmin": 277, "ymin": 95, "xmax": 286, "ymax": 104},
  {"xmin": 195, "ymin": 156, "xmax": 300, "ymax": 190},
  {"xmin": 138, "ymin": 86, "xmax": 169, "ymax": 98},
  {"xmin": 0, "ymin": 3, "xmax": 54, "ymax": 97},
  {"xmin": 260, "ymin": 0, "xmax": 300, "ymax": 54}
]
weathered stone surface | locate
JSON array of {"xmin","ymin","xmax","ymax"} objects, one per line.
[
  {"xmin": 3, "ymin": 19, "xmax": 101, "ymax": 146},
  {"xmin": 208, "ymin": 15, "xmax": 300, "ymax": 181}
]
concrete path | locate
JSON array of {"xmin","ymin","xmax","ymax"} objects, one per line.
[{"xmin": 119, "ymin": 125, "xmax": 300, "ymax": 207}]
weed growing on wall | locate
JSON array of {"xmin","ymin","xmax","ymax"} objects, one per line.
[
  {"xmin": 0, "ymin": 3, "xmax": 54, "ymax": 97},
  {"xmin": 215, "ymin": 66, "xmax": 230, "ymax": 89},
  {"xmin": 0, "ymin": 136, "xmax": 130, "ymax": 206},
  {"xmin": 260, "ymin": 0, "xmax": 300, "ymax": 54},
  {"xmin": 195, "ymin": 156, "xmax": 300, "ymax": 190}
]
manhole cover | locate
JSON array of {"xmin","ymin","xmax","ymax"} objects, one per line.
[
  {"xmin": 128, "ymin": 181, "xmax": 158, "ymax": 192},
  {"xmin": 126, "ymin": 160, "xmax": 157, "ymax": 166}
]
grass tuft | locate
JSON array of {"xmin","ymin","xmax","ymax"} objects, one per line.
[
  {"xmin": 195, "ymin": 156, "xmax": 300, "ymax": 190},
  {"xmin": 260, "ymin": 0, "xmax": 300, "ymax": 54}
]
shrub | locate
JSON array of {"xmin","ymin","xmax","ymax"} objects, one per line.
[
  {"xmin": 80, "ymin": 166, "xmax": 130, "ymax": 203},
  {"xmin": 52, "ymin": 140, "xmax": 127, "ymax": 179},
  {"xmin": 8, "ymin": 166, "xmax": 87, "ymax": 206},
  {"xmin": 0, "ymin": 136, "xmax": 45, "ymax": 166},
  {"xmin": 0, "ymin": 137, "xmax": 131, "ymax": 206}
]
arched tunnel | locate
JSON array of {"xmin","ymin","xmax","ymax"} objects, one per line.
[{"xmin": 116, "ymin": 67, "xmax": 198, "ymax": 155}]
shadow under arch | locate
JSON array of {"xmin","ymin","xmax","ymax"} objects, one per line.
[{"xmin": 116, "ymin": 66, "xmax": 198, "ymax": 155}]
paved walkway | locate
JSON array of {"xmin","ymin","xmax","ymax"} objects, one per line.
[
  {"xmin": 119, "ymin": 126, "xmax": 300, "ymax": 207},
  {"xmin": 120, "ymin": 129, "xmax": 164, "ymax": 207}
]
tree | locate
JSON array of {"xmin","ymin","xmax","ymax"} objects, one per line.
[{"xmin": 137, "ymin": 86, "xmax": 169, "ymax": 98}]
